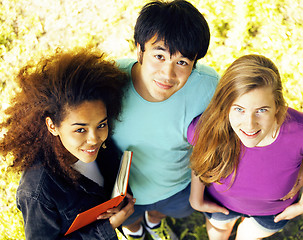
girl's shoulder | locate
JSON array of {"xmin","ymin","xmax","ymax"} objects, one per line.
[
  {"xmin": 17, "ymin": 162, "xmax": 70, "ymax": 203},
  {"xmin": 282, "ymin": 108, "xmax": 303, "ymax": 142},
  {"xmin": 17, "ymin": 164, "xmax": 50, "ymax": 201},
  {"xmin": 187, "ymin": 115, "xmax": 201, "ymax": 145},
  {"xmin": 285, "ymin": 108, "xmax": 303, "ymax": 128}
]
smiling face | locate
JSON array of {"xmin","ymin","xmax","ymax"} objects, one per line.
[
  {"xmin": 229, "ymin": 87, "xmax": 279, "ymax": 148},
  {"xmin": 46, "ymin": 100, "xmax": 108, "ymax": 163},
  {"xmin": 133, "ymin": 36, "xmax": 195, "ymax": 102}
]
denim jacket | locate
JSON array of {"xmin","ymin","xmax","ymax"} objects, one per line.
[{"xmin": 16, "ymin": 139, "xmax": 121, "ymax": 240}]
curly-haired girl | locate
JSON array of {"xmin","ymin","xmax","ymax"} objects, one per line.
[{"xmin": 0, "ymin": 48, "xmax": 134, "ymax": 239}]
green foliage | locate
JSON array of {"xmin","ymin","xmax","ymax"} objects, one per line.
[
  {"xmin": 193, "ymin": 0, "xmax": 303, "ymax": 111},
  {"xmin": 0, "ymin": 0, "xmax": 303, "ymax": 239},
  {"xmin": 0, "ymin": 162, "xmax": 24, "ymax": 239},
  {"xmin": 167, "ymin": 212, "xmax": 209, "ymax": 240}
]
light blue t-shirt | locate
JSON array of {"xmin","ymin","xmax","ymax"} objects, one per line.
[{"xmin": 112, "ymin": 59, "xmax": 219, "ymax": 204}]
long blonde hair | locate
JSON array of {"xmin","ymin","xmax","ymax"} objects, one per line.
[{"xmin": 190, "ymin": 54, "xmax": 288, "ymax": 185}]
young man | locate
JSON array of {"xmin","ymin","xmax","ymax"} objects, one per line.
[{"xmin": 112, "ymin": 1, "xmax": 219, "ymax": 239}]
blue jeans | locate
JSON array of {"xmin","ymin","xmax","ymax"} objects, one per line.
[
  {"xmin": 123, "ymin": 183, "xmax": 193, "ymax": 225},
  {"xmin": 204, "ymin": 209, "xmax": 289, "ymax": 233}
]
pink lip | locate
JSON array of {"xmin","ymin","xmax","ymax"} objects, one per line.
[
  {"xmin": 240, "ymin": 129, "xmax": 261, "ymax": 138},
  {"xmin": 154, "ymin": 80, "xmax": 173, "ymax": 90},
  {"xmin": 81, "ymin": 147, "xmax": 99, "ymax": 156}
]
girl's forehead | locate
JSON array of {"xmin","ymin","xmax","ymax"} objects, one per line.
[
  {"xmin": 232, "ymin": 87, "xmax": 275, "ymax": 107},
  {"xmin": 60, "ymin": 101, "xmax": 107, "ymax": 125}
]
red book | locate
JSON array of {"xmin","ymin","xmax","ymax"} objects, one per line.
[{"xmin": 65, "ymin": 151, "xmax": 133, "ymax": 236}]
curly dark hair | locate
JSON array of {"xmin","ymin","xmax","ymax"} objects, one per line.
[{"xmin": 0, "ymin": 48, "xmax": 127, "ymax": 182}]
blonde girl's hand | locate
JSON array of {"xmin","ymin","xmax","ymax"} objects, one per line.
[
  {"xmin": 190, "ymin": 171, "xmax": 229, "ymax": 215},
  {"xmin": 197, "ymin": 198, "xmax": 230, "ymax": 215},
  {"xmin": 281, "ymin": 162, "xmax": 303, "ymax": 201},
  {"xmin": 274, "ymin": 200, "xmax": 303, "ymax": 223}
]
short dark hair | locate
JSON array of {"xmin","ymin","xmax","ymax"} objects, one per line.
[{"xmin": 134, "ymin": 0, "xmax": 210, "ymax": 62}]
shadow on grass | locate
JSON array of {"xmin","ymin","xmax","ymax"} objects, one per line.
[{"xmin": 167, "ymin": 211, "xmax": 303, "ymax": 240}]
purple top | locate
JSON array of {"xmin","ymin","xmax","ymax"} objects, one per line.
[{"xmin": 188, "ymin": 108, "xmax": 303, "ymax": 215}]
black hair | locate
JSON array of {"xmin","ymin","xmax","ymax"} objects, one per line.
[{"xmin": 134, "ymin": 0, "xmax": 210, "ymax": 62}]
